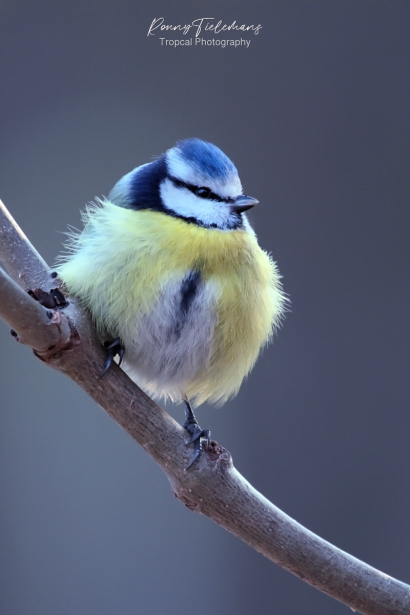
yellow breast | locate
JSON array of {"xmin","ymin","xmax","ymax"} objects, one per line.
[{"xmin": 58, "ymin": 202, "xmax": 285, "ymax": 405}]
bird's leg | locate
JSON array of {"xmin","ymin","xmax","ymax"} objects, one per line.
[
  {"xmin": 99, "ymin": 338, "xmax": 125, "ymax": 379},
  {"xmin": 183, "ymin": 396, "xmax": 211, "ymax": 469}
]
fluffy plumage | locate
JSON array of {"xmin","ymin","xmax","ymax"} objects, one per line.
[{"xmin": 56, "ymin": 139, "xmax": 285, "ymax": 406}]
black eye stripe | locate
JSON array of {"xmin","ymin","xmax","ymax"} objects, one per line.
[{"xmin": 169, "ymin": 175, "xmax": 233, "ymax": 203}]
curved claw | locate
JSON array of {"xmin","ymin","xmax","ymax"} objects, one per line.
[
  {"xmin": 186, "ymin": 444, "xmax": 202, "ymax": 470},
  {"xmin": 186, "ymin": 426, "xmax": 203, "ymax": 445},
  {"xmin": 117, "ymin": 344, "xmax": 125, "ymax": 368},
  {"xmin": 98, "ymin": 357, "xmax": 113, "ymax": 381},
  {"xmin": 99, "ymin": 338, "xmax": 125, "ymax": 380}
]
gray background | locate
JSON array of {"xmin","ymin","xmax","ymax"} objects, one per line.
[{"xmin": 1, "ymin": 1, "xmax": 410, "ymax": 614}]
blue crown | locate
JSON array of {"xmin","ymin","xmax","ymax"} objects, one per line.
[{"xmin": 174, "ymin": 138, "xmax": 237, "ymax": 181}]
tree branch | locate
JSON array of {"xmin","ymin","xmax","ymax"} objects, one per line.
[
  {"xmin": 0, "ymin": 199, "xmax": 50, "ymax": 289},
  {"xmin": 0, "ymin": 199, "xmax": 409, "ymax": 615},
  {"xmin": 0, "ymin": 265, "xmax": 72, "ymax": 352}
]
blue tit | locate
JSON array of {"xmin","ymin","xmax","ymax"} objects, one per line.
[{"xmin": 56, "ymin": 138, "xmax": 285, "ymax": 466}]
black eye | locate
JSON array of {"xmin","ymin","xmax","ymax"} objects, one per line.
[{"xmin": 195, "ymin": 187, "xmax": 211, "ymax": 199}]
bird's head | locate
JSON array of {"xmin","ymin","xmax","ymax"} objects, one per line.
[{"xmin": 108, "ymin": 138, "xmax": 258, "ymax": 230}]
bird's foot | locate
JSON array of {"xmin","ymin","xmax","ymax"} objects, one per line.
[
  {"xmin": 183, "ymin": 397, "xmax": 211, "ymax": 469},
  {"xmin": 99, "ymin": 337, "xmax": 125, "ymax": 379}
]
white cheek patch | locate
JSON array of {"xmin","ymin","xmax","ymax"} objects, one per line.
[
  {"xmin": 166, "ymin": 149, "xmax": 243, "ymax": 199},
  {"xmin": 160, "ymin": 178, "xmax": 234, "ymax": 228}
]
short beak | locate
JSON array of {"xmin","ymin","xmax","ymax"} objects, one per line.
[{"xmin": 230, "ymin": 195, "xmax": 259, "ymax": 214}]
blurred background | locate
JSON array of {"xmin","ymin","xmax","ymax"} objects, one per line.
[{"xmin": 1, "ymin": 1, "xmax": 410, "ymax": 613}]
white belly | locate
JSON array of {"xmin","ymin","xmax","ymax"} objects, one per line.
[{"xmin": 119, "ymin": 273, "xmax": 219, "ymax": 402}]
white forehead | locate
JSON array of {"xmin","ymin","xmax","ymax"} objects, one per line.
[{"xmin": 166, "ymin": 148, "xmax": 243, "ymax": 199}]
